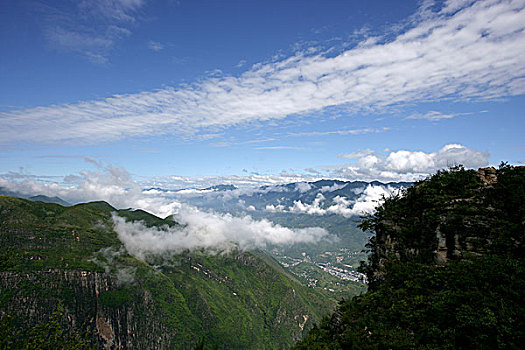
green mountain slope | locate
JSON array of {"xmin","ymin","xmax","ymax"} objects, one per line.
[
  {"xmin": 0, "ymin": 196, "xmax": 334, "ymax": 349},
  {"xmin": 293, "ymin": 165, "xmax": 525, "ymax": 349}
]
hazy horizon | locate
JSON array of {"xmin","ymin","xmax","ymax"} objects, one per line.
[{"xmin": 1, "ymin": 0, "xmax": 524, "ymax": 202}]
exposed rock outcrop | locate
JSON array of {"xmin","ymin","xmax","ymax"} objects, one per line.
[
  {"xmin": 0, "ymin": 270, "xmax": 172, "ymax": 349},
  {"xmin": 361, "ymin": 166, "xmax": 525, "ymax": 286}
]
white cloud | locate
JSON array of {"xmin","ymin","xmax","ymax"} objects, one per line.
[
  {"xmin": 295, "ymin": 182, "xmax": 312, "ymax": 193},
  {"xmin": 0, "ymin": 144, "xmax": 488, "ymax": 206},
  {"xmin": 331, "ymin": 144, "xmax": 489, "ymax": 181},
  {"xmin": 319, "ymin": 183, "xmax": 346, "ymax": 192},
  {"xmin": 272, "ymin": 185, "xmax": 399, "ymax": 218},
  {"xmin": 148, "ymin": 40, "xmax": 164, "ymax": 51},
  {"xmin": 41, "ymin": 0, "xmax": 145, "ymax": 63},
  {"xmin": 156, "ymin": 173, "xmax": 319, "ymax": 190},
  {"xmin": 0, "ymin": 162, "xmax": 330, "ymax": 256},
  {"xmin": 358, "ymin": 155, "xmax": 382, "ymax": 169},
  {"xmin": 145, "ymin": 144, "xmax": 488, "ymax": 190},
  {"xmin": 90, "ymin": 247, "xmax": 136, "ymax": 284},
  {"xmin": 433, "ymin": 143, "xmax": 490, "ymax": 168},
  {"xmin": 0, "ymin": 162, "xmax": 181, "ymax": 217},
  {"xmin": 79, "ymin": 0, "xmax": 146, "ymax": 22},
  {"xmin": 290, "ymin": 193, "xmax": 328, "ymax": 215},
  {"xmin": 113, "ymin": 209, "xmax": 329, "ymax": 259},
  {"xmin": 3, "ymin": 0, "xmax": 525, "ymax": 143},
  {"xmin": 385, "ymin": 151, "xmax": 435, "ymax": 173},
  {"xmin": 405, "ymin": 110, "xmax": 472, "ymax": 120},
  {"xmin": 384, "ymin": 144, "xmax": 488, "ymax": 173},
  {"xmin": 288, "ymin": 128, "xmax": 388, "ymax": 137},
  {"xmin": 348, "ymin": 186, "xmax": 397, "ymax": 216},
  {"xmin": 338, "ymin": 149, "xmax": 375, "ymax": 160},
  {"xmin": 265, "ymin": 204, "xmax": 286, "ymax": 212}
]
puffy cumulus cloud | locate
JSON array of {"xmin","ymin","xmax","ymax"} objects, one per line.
[
  {"xmin": 3, "ymin": 0, "xmax": 525, "ymax": 144},
  {"xmin": 385, "ymin": 151, "xmax": 435, "ymax": 173},
  {"xmin": 433, "ymin": 144, "xmax": 490, "ymax": 169},
  {"xmin": 358, "ymin": 155, "xmax": 382, "ymax": 169},
  {"xmin": 385, "ymin": 144, "xmax": 490, "ymax": 173},
  {"xmin": 289, "ymin": 193, "xmax": 328, "ymax": 215},
  {"xmin": 112, "ymin": 209, "xmax": 329, "ymax": 259},
  {"xmin": 331, "ymin": 144, "xmax": 489, "ymax": 182},
  {"xmin": 275, "ymin": 185, "xmax": 399, "ymax": 218},
  {"xmin": 265, "ymin": 204, "xmax": 286, "ymax": 212},
  {"xmin": 350, "ymin": 185, "xmax": 398, "ymax": 216},
  {"xmin": 329, "ymin": 186, "xmax": 400, "ymax": 217}
]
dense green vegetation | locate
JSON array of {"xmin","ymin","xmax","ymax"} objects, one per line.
[
  {"xmin": 1, "ymin": 301, "xmax": 93, "ymax": 350},
  {"xmin": 0, "ymin": 196, "xmax": 334, "ymax": 349},
  {"xmin": 294, "ymin": 165, "xmax": 525, "ymax": 349}
]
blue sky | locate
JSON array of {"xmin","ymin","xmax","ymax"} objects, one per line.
[{"xmin": 1, "ymin": 0, "xmax": 524, "ymax": 191}]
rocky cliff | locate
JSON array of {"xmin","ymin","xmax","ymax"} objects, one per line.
[
  {"xmin": 293, "ymin": 165, "xmax": 525, "ymax": 349},
  {"xmin": 362, "ymin": 165, "xmax": 524, "ymax": 286},
  {"xmin": 0, "ymin": 270, "xmax": 171, "ymax": 349}
]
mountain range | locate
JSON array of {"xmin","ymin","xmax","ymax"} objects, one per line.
[
  {"xmin": 0, "ymin": 196, "xmax": 333, "ymax": 349},
  {"xmin": 2, "ymin": 167, "xmax": 523, "ymax": 349}
]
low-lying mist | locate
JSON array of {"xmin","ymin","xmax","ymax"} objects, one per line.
[{"xmin": 112, "ymin": 207, "xmax": 330, "ymax": 260}]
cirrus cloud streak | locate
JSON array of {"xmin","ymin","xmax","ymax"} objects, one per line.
[{"xmin": 2, "ymin": 0, "xmax": 525, "ymax": 144}]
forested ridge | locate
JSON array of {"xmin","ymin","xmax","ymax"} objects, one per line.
[{"xmin": 294, "ymin": 165, "xmax": 525, "ymax": 349}]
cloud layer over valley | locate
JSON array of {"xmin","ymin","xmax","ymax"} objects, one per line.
[
  {"xmin": 113, "ymin": 210, "xmax": 329, "ymax": 259},
  {"xmin": 0, "ymin": 142, "xmax": 495, "ymax": 259},
  {"xmin": 0, "ymin": 161, "xmax": 333, "ymax": 258}
]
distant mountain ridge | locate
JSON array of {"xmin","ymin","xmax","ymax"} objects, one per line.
[
  {"xmin": 170, "ymin": 179, "xmax": 411, "ymax": 261},
  {"xmin": 174, "ymin": 178, "xmax": 411, "ymax": 214},
  {"xmin": 28, "ymin": 194, "xmax": 71, "ymax": 206},
  {"xmin": 0, "ymin": 187, "xmax": 70, "ymax": 206}
]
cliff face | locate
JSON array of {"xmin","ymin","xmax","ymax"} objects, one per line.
[
  {"xmin": 362, "ymin": 165, "xmax": 524, "ymax": 286},
  {"xmin": 293, "ymin": 165, "xmax": 525, "ymax": 350},
  {"xmin": 0, "ymin": 197, "xmax": 334, "ymax": 349},
  {"xmin": 0, "ymin": 270, "xmax": 171, "ymax": 349}
]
